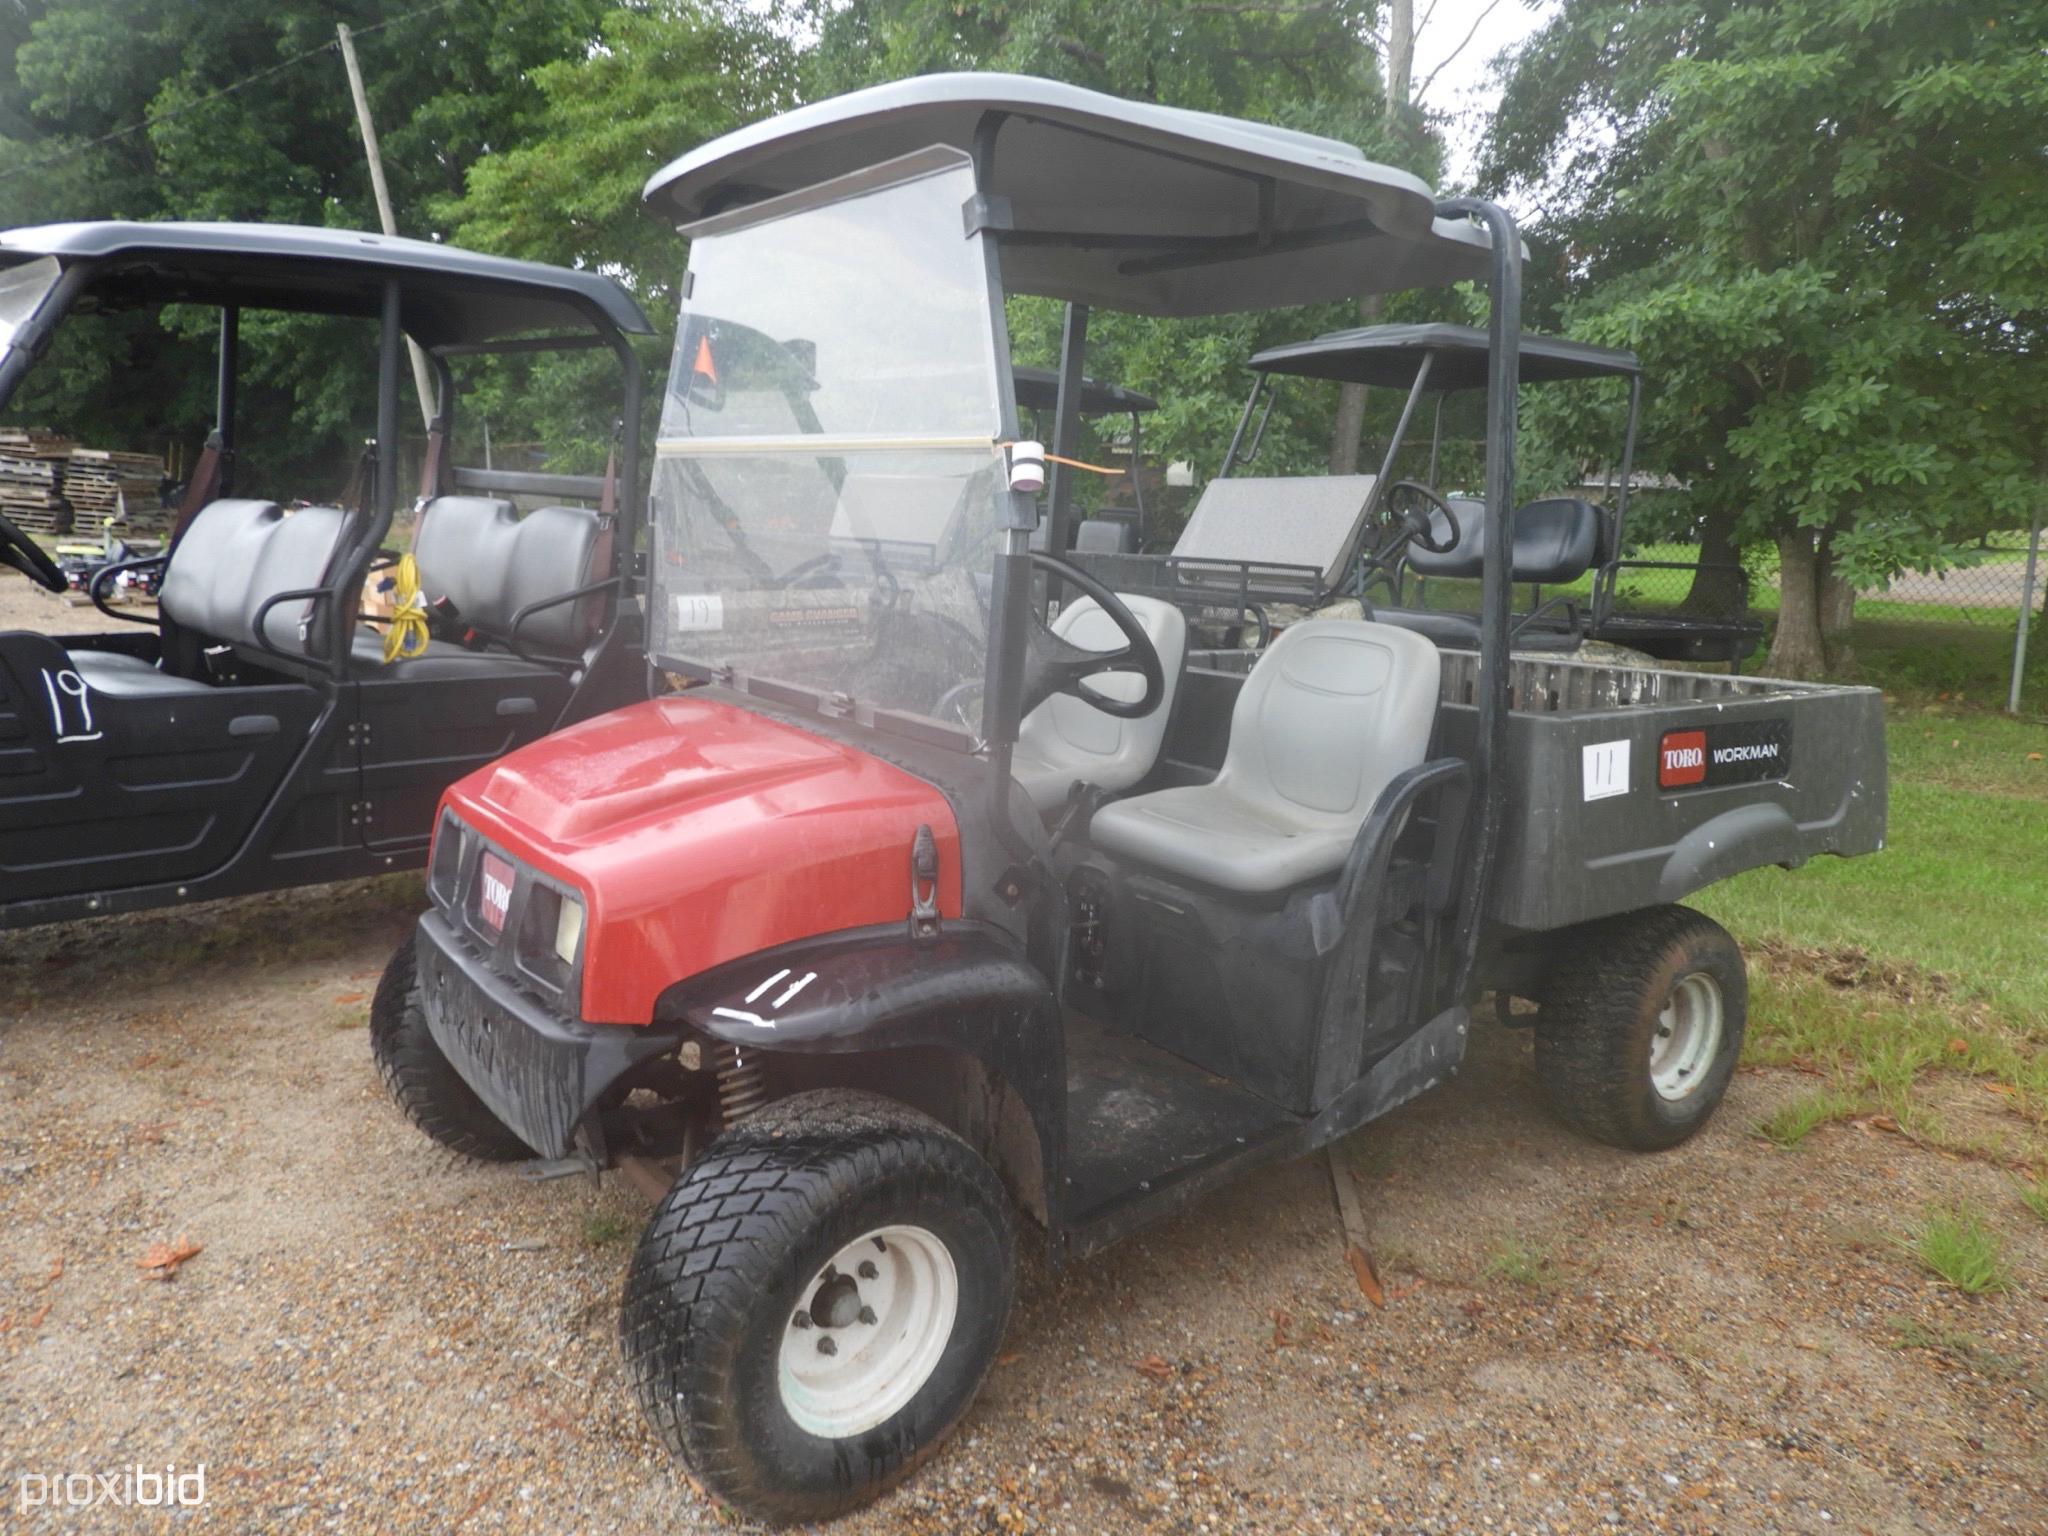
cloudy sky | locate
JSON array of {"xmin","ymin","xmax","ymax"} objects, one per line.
[{"xmin": 1409, "ymin": 0, "xmax": 1557, "ymax": 187}]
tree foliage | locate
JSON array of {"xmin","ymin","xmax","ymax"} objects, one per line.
[
  {"xmin": 1484, "ymin": 0, "xmax": 2048, "ymax": 674},
  {"xmin": 0, "ymin": 0, "xmax": 629, "ymax": 485}
]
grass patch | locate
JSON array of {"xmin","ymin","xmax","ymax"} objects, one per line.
[
  {"xmin": 1902, "ymin": 1205, "xmax": 2011, "ymax": 1294},
  {"xmin": 1755, "ymin": 1087, "xmax": 1857, "ymax": 1148},
  {"xmin": 1481, "ymin": 1236, "xmax": 1557, "ymax": 1288},
  {"xmin": 1887, "ymin": 1319, "xmax": 2043, "ymax": 1395},
  {"xmin": 2018, "ymin": 1176, "xmax": 2048, "ymax": 1226},
  {"xmin": 582, "ymin": 1210, "xmax": 635, "ymax": 1248}
]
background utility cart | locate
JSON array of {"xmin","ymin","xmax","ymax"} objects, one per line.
[
  {"xmin": 0, "ymin": 224, "xmax": 651, "ymax": 929},
  {"xmin": 1234, "ymin": 322, "xmax": 1764, "ymax": 664},
  {"xmin": 369, "ymin": 74, "xmax": 1888, "ymax": 1525}
]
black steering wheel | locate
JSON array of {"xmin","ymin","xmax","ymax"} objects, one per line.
[
  {"xmin": 1024, "ymin": 552, "xmax": 1164, "ymax": 721},
  {"xmin": 0, "ymin": 507, "xmax": 67, "ymax": 593},
  {"xmin": 1382, "ymin": 480, "xmax": 1464, "ymax": 555}
]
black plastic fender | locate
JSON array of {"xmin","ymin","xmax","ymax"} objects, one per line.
[{"xmin": 655, "ymin": 922, "xmax": 1067, "ymax": 1200}]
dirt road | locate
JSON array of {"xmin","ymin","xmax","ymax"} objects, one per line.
[{"xmin": 2, "ymin": 876, "xmax": 2042, "ymax": 1535}]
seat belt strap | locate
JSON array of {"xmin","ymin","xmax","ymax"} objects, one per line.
[{"xmin": 167, "ymin": 431, "xmax": 228, "ymax": 551}]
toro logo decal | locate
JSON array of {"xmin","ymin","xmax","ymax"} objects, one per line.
[
  {"xmin": 1658, "ymin": 730, "xmax": 1708, "ymax": 788},
  {"xmin": 477, "ymin": 851, "xmax": 515, "ymax": 933},
  {"xmin": 1658, "ymin": 718, "xmax": 1792, "ymax": 793}
]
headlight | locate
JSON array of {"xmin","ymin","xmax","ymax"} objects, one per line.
[
  {"xmin": 428, "ymin": 813, "xmax": 465, "ymax": 905},
  {"xmin": 514, "ymin": 881, "xmax": 585, "ymax": 995},
  {"xmin": 553, "ymin": 894, "xmax": 585, "ymax": 966}
]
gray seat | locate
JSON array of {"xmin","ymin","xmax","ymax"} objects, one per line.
[
  {"xmin": 348, "ymin": 626, "xmax": 560, "ymax": 680},
  {"xmin": 1089, "ymin": 619, "xmax": 1440, "ymax": 892},
  {"xmin": 410, "ymin": 495, "xmax": 611, "ymax": 655},
  {"xmin": 1011, "ymin": 594, "xmax": 1186, "ymax": 814},
  {"xmin": 1074, "ymin": 517, "xmax": 1133, "ymax": 555},
  {"xmin": 67, "ymin": 499, "xmax": 350, "ymax": 701},
  {"xmin": 66, "ymin": 649, "xmax": 213, "ymax": 698}
]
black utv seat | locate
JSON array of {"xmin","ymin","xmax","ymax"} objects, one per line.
[
  {"xmin": 68, "ymin": 498, "xmax": 351, "ymax": 699},
  {"xmin": 1376, "ymin": 496, "xmax": 1604, "ymax": 651}
]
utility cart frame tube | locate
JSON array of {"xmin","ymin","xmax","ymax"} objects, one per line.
[{"xmin": 1434, "ymin": 196, "xmax": 1521, "ymax": 1000}]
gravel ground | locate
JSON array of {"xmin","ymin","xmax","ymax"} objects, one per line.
[
  {"xmin": 2, "ymin": 880, "xmax": 2043, "ymax": 1535},
  {"xmin": 1, "ymin": 566, "xmax": 2044, "ymax": 1532}
]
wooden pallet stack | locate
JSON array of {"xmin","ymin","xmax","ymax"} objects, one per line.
[
  {"xmin": 0, "ymin": 430, "xmax": 168, "ymax": 535},
  {"xmin": 66, "ymin": 448, "xmax": 169, "ymax": 533}
]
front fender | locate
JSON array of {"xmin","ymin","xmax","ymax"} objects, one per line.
[{"xmin": 656, "ymin": 922, "xmax": 1066, "ymax": 1193}]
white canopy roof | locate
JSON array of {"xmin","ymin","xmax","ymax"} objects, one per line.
[{"xmin": 645, "ymin": 74, "xmax": 1497, "ymax": 317}]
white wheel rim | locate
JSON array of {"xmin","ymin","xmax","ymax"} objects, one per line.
[
  {"xmin": 1650, "ymin": 971, "xmax": 1724, "ymax": 1102},
  {"xmin": 777, "ymin": 1224, "xmax": 958, "ymax": 1439}
]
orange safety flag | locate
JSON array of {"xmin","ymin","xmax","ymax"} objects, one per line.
[{"xmin": 692, "ymin": 336, "xmax": 718, "ymax": 383}]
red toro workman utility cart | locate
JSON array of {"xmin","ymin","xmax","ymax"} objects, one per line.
[{"xmin": 369, "ymin": 75, "xmax": 1887, "ymax": 1524}]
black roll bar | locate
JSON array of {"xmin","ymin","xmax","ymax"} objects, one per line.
[
  {"xmin": 0, "ymin": 258, "xmax": 93, "ymax": 409},
  {"xmin": 1433, "ymin": 196, "xmax": 1521, "ymax": 1003}
]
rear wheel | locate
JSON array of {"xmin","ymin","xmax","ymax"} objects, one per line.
[
  {"xmin": 620, "ymin": 1090, "xmax": 1015, "ymax": 1525},
  {"xmin": 1534, "ymin": 906, "xmax": 1747, "ymax": 1150},
  {"xmin": 369, "ymin": 936, "xmax": 532, "ymax": 1161}
]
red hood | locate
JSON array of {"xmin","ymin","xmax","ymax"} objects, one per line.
[{"xmin": 441, "ymin": 695, "xmax": 962, "ymax": 1024}]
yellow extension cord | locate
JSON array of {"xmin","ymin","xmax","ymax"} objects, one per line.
[{"xmin": 381, "ymin": 552, "xmax": 431, "ymax": 663}]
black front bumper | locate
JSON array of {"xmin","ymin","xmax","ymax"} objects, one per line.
[{"xmin": 414, "ymin": 910, "xmax": 685, "ymax": 1159}]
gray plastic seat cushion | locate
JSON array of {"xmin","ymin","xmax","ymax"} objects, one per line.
[
  {"xmin": 157, "ymin": 500, "xmax": 350, "ymax": 655},
  {"xmin": 1170, "ymin": 475, "xmax": 1377, "ymax": 586},
  {"xmin": 1011, "ymin": 594, "xmax": 1187, "ymax": 813},
  {"xmin": 348, "ymin": 627, "xmax": 562, "ymax": 681},
  {"xmin": 66, "ymin": 648, "xmax": 214, "ymax": 699},
  {"xmin": 411, "ymin": 496, "xmax": 609, "ymax": 654},
  {"xmin": 1090, "ymin": 619, "xmax": 1440, "ymax": 892}
]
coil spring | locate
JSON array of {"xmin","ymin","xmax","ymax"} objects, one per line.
[{"xmin": 714, "ymin": 1041, "xmax": 768, "ymax": 1125}]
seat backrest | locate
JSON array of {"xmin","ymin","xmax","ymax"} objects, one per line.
[
  {"xmin": 1074, "ymin": 517, "xmax": 1133, "ymax": 555},
  {"xmin": 1171, "ymin": 474, "xmax": 1377, "ymax": 586},
  {"xmin": 157, "ymin": 499, "xmax": 350, "ymax": 656},
  {"xmin": 411, "ymin": 495, "xmax": 610, "ymax": 654},
  {"xmin": 1016, "ymin": 595, "xmax": 1187, "ymax": 803},
  {"xmin": 828, "ymin": 474, "xmax": 966, "ymax": 570},
  {"xmin": 1216, "ymin": 619, "xmax": 1440, "ymax": 826},
  {"xmin": 1406, "ymin": 495, "xmax": 1603, "ymax": 585}
]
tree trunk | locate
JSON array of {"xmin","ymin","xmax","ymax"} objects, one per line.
[
  {"xmin": 1330, "ymin": 381, "xmax": 1369, "ymax": 475},
  {"xmin": 1766, "ymin": 532, "xmax": 1831, "ymax": 678},
  {"xmin": 1334, "ymin": 0, "xmax": 1412, "ymax": 475},
  {"xmin": 1675, "ymin": 504, "xmax": 1742, "ymax": 614},
  {"xmin": 1818, "ymin": 547, "xmax": 1856, "ymax": 671}
]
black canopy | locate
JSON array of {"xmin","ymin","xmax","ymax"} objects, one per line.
[
  {"xmin": 1250, "ymin": 322, "xmax": 1638, "ymax": 390},
  {"xmin": 0, "ymin": 222, "xmax": 652, "ymax": 346},
  {"xmin": 1010, "ymin": 365, "xmax": 1156, "ymax": 416}
]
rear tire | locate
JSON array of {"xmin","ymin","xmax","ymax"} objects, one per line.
[
  {"xmin": 620, "ymin": 1090, "xmax": 1015, "ymax": 1525},
  {"xmin": 369, "ymin": 936, "xmax": 533, "ymax": 1162},
  {"xmin": 1534, "ymin": 905, "xmax": 1747, "ymax": 1151}
]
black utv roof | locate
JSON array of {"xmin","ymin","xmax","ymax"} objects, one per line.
[
  {"xmin": 644, "ymin": 73, "xmax": 1499, "ymax": 317},
  {"xmin": 0, "ymin": 222, "xmax": 653, "ymax": 346},
  {"xmin": 1011, "ymin": 366, "xmax": 1156, "ymax": 416},
  {"xmin": 1249, "ymin": 322, "xmax": 1639, "ymax": 390}
]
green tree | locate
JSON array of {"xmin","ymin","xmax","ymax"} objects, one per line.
[
  {"xmin": 0, "ymin": 0, "xmax": 625, "ymax": 485},
  {"xmin": 1483, "ymin": 0, "xmax": 2047, "ymax": 676}
]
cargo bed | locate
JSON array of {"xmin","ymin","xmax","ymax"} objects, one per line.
[{"xmin": 1175, "ymin": 649, "xmax": 1886, "ymax": 932}]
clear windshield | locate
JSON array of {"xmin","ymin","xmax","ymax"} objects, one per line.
[
  {"xmin": 651, "ymin": 155, "xmax": 1005, "ymax": 740},
  {"xmin": 0, "ymin": 257, "xmax": 61, "ymax": 357}
]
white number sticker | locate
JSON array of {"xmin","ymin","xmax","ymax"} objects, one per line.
[
  {"xmin": 672, "ymin": 593, "xmax": 725, "ymax": 632},
  {"xmin": 1582, "ymin": 739, "xmax": 1630, "ymax": 801}
]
